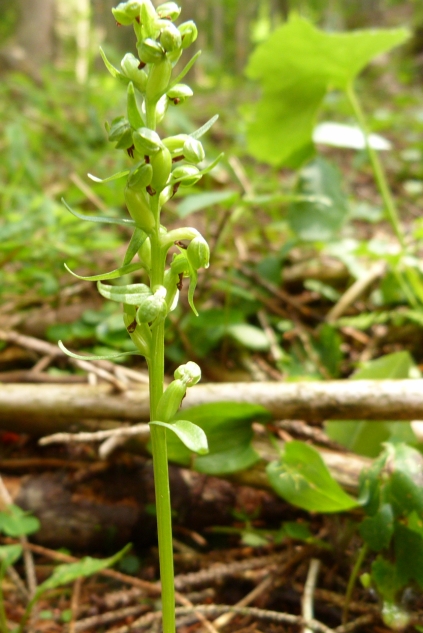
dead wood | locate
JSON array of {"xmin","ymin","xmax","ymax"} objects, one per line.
[
  {"xmin": 1, "ymin": 461, "xmax": 288, "ymax": 551},
  {"xmin": 0, "ymin": 380, "xmax": 422, "ymax": 437}
]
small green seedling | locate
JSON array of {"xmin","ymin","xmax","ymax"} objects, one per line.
[
  {"xmin": 59, "ymin": 2, "xmax": 221, "ymax": 631},
  {"xmin": 0, "ymin": 504, "xmax": 129, "ymax": 633}
]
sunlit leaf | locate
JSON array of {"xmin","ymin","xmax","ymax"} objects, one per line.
[
  {"xmin": 267, "ymin": 441, "xmax": 358, "ymax": 512},
  {"xmin": 65, "ymin": 262, "xmax": 144, "ymax": 282},
  {"xmin": 150, "ymin": 420, "xmax": 208, "ymax": 454},
  {"xmin": 246, "ymin": 15, "xmax": 409, "ymax": 166}
]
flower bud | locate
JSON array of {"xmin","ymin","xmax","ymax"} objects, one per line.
[
  {"xmin": 146, "ymin": 57, "xmax": 172, "ymax": 101},
  {"xmin": 187, "ymin": 235, "xmax": 210, "ymax": 269},
  {"xmin": 162, "ymin": 134, "xmax": 188, "ymax": 155},
  {"xmin": 150, "ymin": 147, "xmax": 172, "ymax": 192},
  {"xmin": 167, "ymin": 83, "xmax": 193, "ymax": 105},
  {"xmin": 174, "ymin": 361, "xmax": 201, "ymax": 386},
  {"xmin": 133, "ymin": 127, "xmax": 163, "ymax": 155},
  {"xmin": 178, "ymin": 21, "xmax": 198, "ymax": 48},
  {"xmin": 124, "ymin": 186, "xmax": 155, "ymax": 233},
  {"xmin": 137, "ymin": 38, "xmax": 165, "ymax": 65},
  {"xmin": 127, "ymin": 162, "xmax": 153, "ymax": 191},
  {"xmin": 183, "ymin": 137, "xmax": 205, "ymax": 163},
  {"xmin": 156, "ymin": 379, "xmax": 186, "ymax": 422},
  {"xmin": 112, "ymin": 1, "xmax": 141, "ymax": 25},
  {"xmin": 156, "ymin": 2, "xmax": 181, "ymax": 21},
  {"xmin": 108, "ymin": 116, "xmax": 131, "ymax": 142},
  {"xmin": 121, "ymin": 53, "xmax": 147, "ymax": 92},
  {"xmin": 160, "ymin": 23, "xmax": 182, "ymax": 52},
  {"xmin": 172, "ymin": 164, "xmax": 201, "ymax": 187},
  {"xmin": 136, "ymin": 286, "xmax": 168, "ymax": 324}
]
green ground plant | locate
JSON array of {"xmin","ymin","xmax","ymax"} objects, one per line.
[{"xmin": 58, "ymin": 2, "xmax": 222, "ymax": 631}]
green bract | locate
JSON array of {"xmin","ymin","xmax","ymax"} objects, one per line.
[
  {"xmin": 160, "ymin": 23, "xmax": 182, "ymax": 52},
  {"xmin": 138, "ymin": 38, "xmax": 165, "ymax": 64}
]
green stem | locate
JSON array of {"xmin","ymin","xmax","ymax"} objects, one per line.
[
  {"xmin": 147, "ymin": 187, "xmax": 175, "ymax": 633},
  {"xmin": 342, "ymin": 542, "xmax": 368, "ymax": 625},
  {"xmin": 346, "ymin": 83, "xmax": 405, "ymax": 250}
]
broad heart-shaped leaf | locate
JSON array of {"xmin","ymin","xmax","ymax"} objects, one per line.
[
  {"xmin": 150, "ymin": 420, "xmax": 208, "ymax": 455},
  {"xmin": 266, "ymin": 441, "xmax": 358, "ymax": 512},
  {"xmin": 0, "ymin": 505, "xmax": 40, "ymax": 537},
  {"xmin": 326, "ymin": 351, "xmax": 418, "ymax": 457},
  {"xmin": 245, "ymin": 14, "xmax": 410, "ymax": 166},
  {"xmin": 359, "ymin": 503, "xmax": 394, "ymax": 552},
  {"xmin": 288, "ymin": 157, "xmax": 349, "ymax": 241},
  {"xmin": 161, "ymin": 402, "xmax": 271, "ymax": 474},
  {"xmin": 0, "ymin": 544, "xmax": 22, "ymax": 568},
  {"xmin": 36, "ymin": 544, "xmax": 131, "ymax": 595},
  {"xmin": 394, "ymin": 523, "xmax": 423, "ymax": 588},
  {"xmin": 65, "ymin": 262, "xmax": 143, "ymax": 282}
]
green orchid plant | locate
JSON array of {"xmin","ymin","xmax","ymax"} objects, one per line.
[{"xmin": 61, "ymin": 2, "xmax": 221, "ymax": 631}]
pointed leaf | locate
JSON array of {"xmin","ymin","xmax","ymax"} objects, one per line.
[
  {"xmin": 65, "ymin": 262, "xmax": 143, "ymax": 282},
  {"xmin": 123, "ymin": 228, "xmax": 148, "ymax": 266},
  {"xmin": 169, "ymin": 51, "xmax": 202, "ymax": 89},
  {"xmin": 58, "ymin": 341, "xmax": 140, "ymax": 361},
  {"xmin": 37, "ymin": 544, "xmax": 131, "ymax": 594},
  {"xmin": 187, "ymin": 267, "xmax": 198, "ymax": 316},
  {"xmin": 150, "ymin": 420, "xmax": 208, "ymax": 454},
  {"xmin": 266, "ymin": 441, "xmax": 358, "ymax": 512},
  {"xmin": 62, "ymin": 198, "xmax": 135, "ymax": 227},
  {"xmin": 87, "ymin": 170, "xmax": 129, "ymax": 183},
  {"xmin": 190, "ymin": 114, "xmax": 219, "ymax": 140}
]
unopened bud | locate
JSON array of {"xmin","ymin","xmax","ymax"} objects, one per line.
[
  {"xmin": 136, "ymin": 286, "xmax": 168, "ymax": 323},
  {"xmin": 178, "ymin": 21, "xmax": 198, "ymax": 48},
  {"xmin": 112, "ymin": 1, "xmax": 141, "ymax": 25},
  {"xmin": 146, "ymin": 57, "xmax": 172, "ymax": 100},
  {"xmin": 167, "ymin": 83, "xmax": 193, "ymax": 104},
  {"xmin": 187, "ymin": 235, "xmax": 210, "ymax": 269},
  {"xmin": 133, "ymin": 127, "xmax": 163, "ymax": 155},
  {"xmin": 156, "ymin": 2, "xmax": 181, "ymax": 21},
  {"xmin": 150, "ymin": 147, "xmax": 172, "ymax": 192},
  {"xmin": 174, "ymin": 361, "xmax": 201, "ymax": 386},
  {"xmin": 183, "ymin": 137, "xmax": 205, "ymax": 163},
  {"xmin": 124, "ymin": 186, "xmax": 155, "ymax": 233},
  {"xmin": 121, "ymin": 53, "xmax": 147, "ymax": 91},
  {"xmin": 127, "ymin": 162, "xmax": 153, "ymax": 190},
  {"xmin": 160, "ymin": 23, "xmax": 182, "ymax": 52},
  {"xmin": 137, "ymin": 38, "xmax": 165, "ymax": 64},
  {"xmin": 172, "ymin": 164, "xmax": 201, "ymax": 187}
]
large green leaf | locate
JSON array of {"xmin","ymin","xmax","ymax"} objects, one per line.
[
  {"xmin": 359, "ymin": 503, "xmax": 394, "ymax": 552},
  {"xmin": 246, "ymin": 15, "xmax": 410, "ymax": 166},
  {"xmin": 150, "ymin": 420, "xmax": 208, "ymax": 455},
  {"xmin": 0, "ymin": 505, "xmax": 40, "ymax": 537},
  {"xmin": 288, "ymin": 157, "xmax": 349, "ymax": 241},
  {"xmin": 266, "ymin": 441, "xmax": 358, "ymax": 512},
  {"xmin": 163, "ymin": 402, "xmax": 271, "ymax": 474},
  {"xmin": 325, "ymin": 352, "xmax": 418, "ymax": 457}
]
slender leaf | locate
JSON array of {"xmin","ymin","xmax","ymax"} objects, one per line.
[
  {"xmin": 65, "ymin": 262, "xmax": 143, "ymax": 282},
  {"xmin": 62, "ymin": 198, "xmax": 135, "ymax": 226}
]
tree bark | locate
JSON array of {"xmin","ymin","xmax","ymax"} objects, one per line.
[{"xmin": 0, "ymin": 380, "xmax": 423, "ymax": 436}]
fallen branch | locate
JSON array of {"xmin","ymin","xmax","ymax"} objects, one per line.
[{"xmin": 0, "ymin": 380, "xmax": 423, "ymax": 436}]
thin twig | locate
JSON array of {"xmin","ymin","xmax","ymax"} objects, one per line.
[
  {"xmin": 302, "ymin": 558, "xmax": 321, "ymax": 633},
  {"xmin": 326, "ymin": 262, "xmax": 386, "ymax": 323},
  {"xmin": 69, "ymin": 576, "xmax": 83, "ymax": 633},
  {"xmin": 123, "ymin": 604, "xmax": 336, "ymax": 633},
  {"xmin": 213, "ymin": 574, "xmax": 274, "ymax": 629},
  {"xmin": 39, "ymin": 423, "xmax": 150, "ymax": 447}
]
